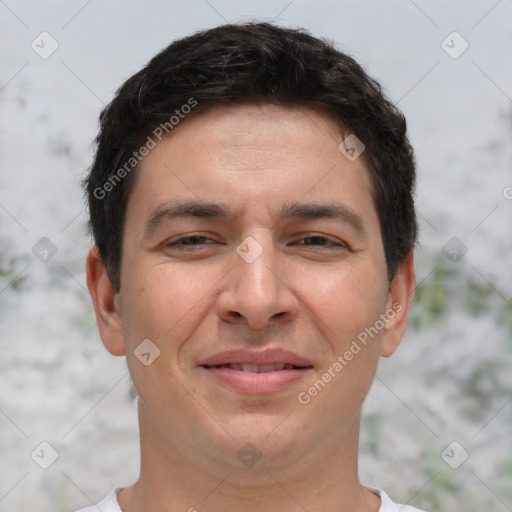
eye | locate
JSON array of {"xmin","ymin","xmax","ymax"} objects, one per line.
[
  {"xmin": 294, "ymin": 235, "xmax": 347, "ymax": 249},
  {"xmin": 163, "ymin": 234, "xmax": 347, "ymax": 251},
  {"xmin": 166, "ymin": 235, "xmax": 214, "ymax": 248}
]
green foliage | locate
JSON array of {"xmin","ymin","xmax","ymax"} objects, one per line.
[
  {"xmin": 47, "ymin": 478, "xmax": 73, "ymax": 512},
  {"xmin": 411, "ymin": 464, "xmax": 493, "ymax": 512},
  {"xmin": 497, "ymin": 455, "xmax": 512, "ymax": 500},
  {"xmin": 461, "ymin": 362, "xmax": 503, "ymax": 422},
  {"xmin": 0, "ymin": 247, "xmax": 26, "ymax": 292},
  {"xmin": 464, "ymin": 278, "xmax": 494, "ymax": 315},
  {"xmin": 73, "ymin": 295, "xmax": 98, "ymax": 337},
  {"xmin": 410, "ymin": 256, "xmax": 454, "ymax": 329},
  {"xmin": 498, "ymin": 302, "xmax": 512, "ymax": 343},
  {"xmin": 360, "ymin": 414, "xmax": 380, "ymax": 456},
  {"xmin": 410, "ymin": 254, "xmax": 512, "ymax": 343}
]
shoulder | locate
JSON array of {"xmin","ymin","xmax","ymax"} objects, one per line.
[
  {"xmin": 73, "ymin": 488, "xmax": 122, "ymax": 512},
  {"xmin": 372, "ymin": 488, "xmax": 430, "ymax": 512}
]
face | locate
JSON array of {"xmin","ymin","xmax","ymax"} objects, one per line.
[{"xmin": 88, "ymin": 104, "xmax": 414, "ymax": 473}]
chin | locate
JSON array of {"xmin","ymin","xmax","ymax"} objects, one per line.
[{"xmin": 201, "ymin": 413, "xmax": 310, "ymax": 471}]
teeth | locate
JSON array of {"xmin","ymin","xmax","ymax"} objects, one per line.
[
  {"xmin": 242, "ymin": 364, "xmax": 259, "ymax": 372},
  {"xmin": 220, "ymin": 363, "xmax": 293, "ymax": 372},
  {"xmin": 259, "ymin": 364, "xmax": 277, "ymax": 373}
]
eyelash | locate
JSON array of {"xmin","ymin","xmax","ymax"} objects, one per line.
[{"xmin": 166, "ymin": 235, "xmax": 346, "ymax": 250}]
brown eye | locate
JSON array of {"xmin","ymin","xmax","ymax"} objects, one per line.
[
  {"xmin": 167, "ymin": 236, "xmax": 213, "ymax": 248},
  {"xmin": 295, "ymin": 236, "xmax": 346, "ymax": 249}
]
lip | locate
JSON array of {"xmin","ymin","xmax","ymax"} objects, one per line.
[
  {"xmin": 199, "ymin": 348, "xmax": 313, "ymax": 394},
  {"xmin": 200, "ymin": 348, "xmax": 313, "ymax": 367}
]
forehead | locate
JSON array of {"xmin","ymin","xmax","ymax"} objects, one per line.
[
  {"xmin": 176, "ymin": 103, "xmax": 348, "ymax": 168},
  {"xmin": 126, "ymin": 104, "xmax": 377, "ymax": 231}
]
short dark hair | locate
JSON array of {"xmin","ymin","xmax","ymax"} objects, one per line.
[{"xmin": 84, "ymin": 21, "xmax": 417, "ymax": 292}]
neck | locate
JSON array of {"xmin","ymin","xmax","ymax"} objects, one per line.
[{"xmin": 118, "ymin": 405, "xmax": 380, "ymax": 512}]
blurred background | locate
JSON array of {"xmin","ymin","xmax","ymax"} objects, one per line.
[{"xmin": 0, "ymin": 1, "xmax": 511, "ymax": 510}]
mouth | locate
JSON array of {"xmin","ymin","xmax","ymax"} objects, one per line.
[
  {"xmin": 203, "ymin": 363, "xmax": 311, "ymax": 372},
  {"xmin": 199, "ymin": 349, "xmax": 314, "ymax": 394}
]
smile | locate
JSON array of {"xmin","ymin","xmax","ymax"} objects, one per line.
[
  {"xmin": 207, "ymin": 363, "xmax": 309, "ymax": 372},
  {"xmin": 199, "ymin": 349, "xmax": 314, "ymax": 394}
]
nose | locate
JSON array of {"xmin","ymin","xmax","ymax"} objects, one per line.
[{"xmin": 216, "ymin": 234, "xmax": 300, "ymax": 330}]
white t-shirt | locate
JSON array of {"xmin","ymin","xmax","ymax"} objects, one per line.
[{"xmin": 75, "ymin": 487, "xmax": 428, "ymax": 511}]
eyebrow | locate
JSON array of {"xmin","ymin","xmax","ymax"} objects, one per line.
[{"xmin": 144, "ymin": 199, "xmax": 366, "ymax": 236}]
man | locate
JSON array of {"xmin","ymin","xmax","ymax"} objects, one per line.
[{"xmin": 79, "ymin": 22, "xmax": 424, "ymax": 512}]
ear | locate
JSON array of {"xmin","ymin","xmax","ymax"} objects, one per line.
[
  {"xmin": 381, "ymin": 251, "xmax": 416, "ymax": 357},
  {"xmin": 86, "ymin": 246, "xmax": 126, "ymax": 356}
]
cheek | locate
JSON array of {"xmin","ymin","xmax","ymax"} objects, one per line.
[
  {"xmin": 120, "ymin": 263, "xmax": 215, "ymax": 406},
  {"xmin": 304, "ymin": 263, "xmax": 387, "ymax": 340},
  {"xmin": 121, "ymin": 262, "xmax": 214, "ymax": 348}
]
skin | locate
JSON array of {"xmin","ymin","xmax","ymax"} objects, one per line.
[{"xmin": 86, "ymin": 104, "xmax": 415, "ymax": 512}]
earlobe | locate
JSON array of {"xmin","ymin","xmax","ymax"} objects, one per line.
[
  {"xmin": 86, "ymin": 246, "xmax": 126, "ymax": 356},
  {"xmin": 381, "ymin": 251, "xmax": 416, "ymax": 357}
]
